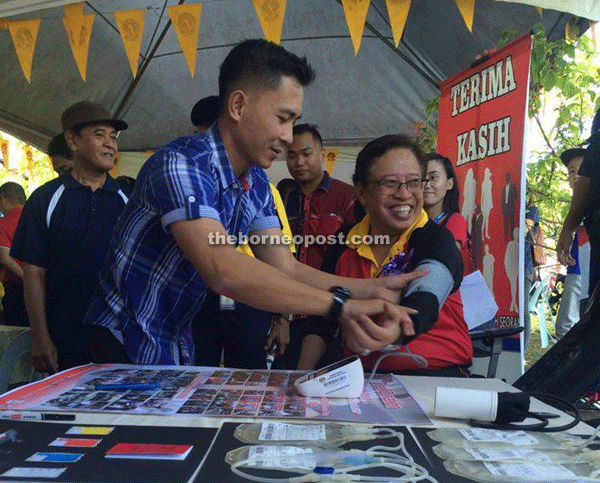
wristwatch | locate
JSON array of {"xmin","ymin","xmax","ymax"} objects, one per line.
[{"xmin": 327, "ymin": 286, "xmax": 352, "ymax": 321}]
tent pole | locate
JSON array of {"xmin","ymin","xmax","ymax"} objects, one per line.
[{"xmin": 114, "ymin": 0, "xmax": 185, "ymax": 118}]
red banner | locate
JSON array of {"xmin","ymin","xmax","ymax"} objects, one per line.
[{"xmin": 437, "ymin": 34, "xmax": 532, "ymax": 337}]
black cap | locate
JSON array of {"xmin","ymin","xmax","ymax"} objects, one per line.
[
  {"xmin": 190, "ymin": 95, "xmax": 220, "ymax": 127},
  {"xmin": 560, "ymin": 148, "xmax": 586, "ymax": 167},
  {"xmin": 61, "ymin": 101, "xmax": 128, "ymax": 132}
]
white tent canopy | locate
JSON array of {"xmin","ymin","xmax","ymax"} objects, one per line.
[{"xmin": 0, "ymin": 0, "xmax": 584, "ymax": 152}]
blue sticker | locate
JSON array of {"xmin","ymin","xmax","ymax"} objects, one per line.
[{"xmin": 27, "ymin": 452, "xmax": 83, "ymax": 463}]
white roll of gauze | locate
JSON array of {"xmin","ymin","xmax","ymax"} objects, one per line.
[{"xmin": 434, "ymin": 387, "xmax": 498, "ymax": 421}]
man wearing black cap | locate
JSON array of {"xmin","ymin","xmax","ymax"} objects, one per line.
[
  {"xmin": 555, "ymin": 148, "xmax": 588, "ymax": 338},
  {"xmin": 47, "ymin": 134, "xmax": 74, "ymax": 176},
  {"xmin": 11, "ymin": 101, "xmax": 130, "ymax": 373},
  {"xmin": 558, "ymin": 108, "xmax": 600, "ymax": 300},
  {"xmin": 191, "ymin": 95, "xmax": 220, "ymax": 133}
]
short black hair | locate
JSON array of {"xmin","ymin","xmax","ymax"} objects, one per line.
[
  {"xmin": 425, "ymin": 152, "xmax": 460, "ymax": 215},
  {"xmin": 47, "ymin": 133, "xmax": 72, "ymax": 160},
  {"xmin": 0, "ymin": 181, "xmax": 26, "ymax": 205},
  {"xmin": 353, "ymin": 134, "xmax": 424, "ymax": 187},
  {"xmin": 190, "ymin": 95, "xmax": 220, "ymax": 127},
  {"xmin": 292, "ymin": 123, "xmax": 323, "ymax": 146},
  {"xmin": 218, "ymin": 39, "xmax": 315, "ymax": 110}
]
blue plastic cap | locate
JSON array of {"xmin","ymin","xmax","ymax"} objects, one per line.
[{"xmin": 314, "ymin": 467, "xmax": 335, "ymax": 474}]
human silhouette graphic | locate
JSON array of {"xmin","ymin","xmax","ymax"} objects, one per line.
[
  {"xmin": 501, "ymin": 172, "xmax": 518, "ymax": 241},
  {"xmin": 481, "ymin": 167, "xmax": 493, "ymax": 239},
  {"xmin": 504, "ymin": 227, "xmax": 519, "ymax": 312},
  {"xmin": 461, "ymin": 168, "xmax": 476, "ymax": 232}
]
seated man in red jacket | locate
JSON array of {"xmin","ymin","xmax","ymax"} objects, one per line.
[{"xmin": 297, "ymin": 134, "xmax": 473, "ymax": 376}]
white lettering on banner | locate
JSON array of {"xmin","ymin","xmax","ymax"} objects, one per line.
[
  {"xmin": 456, "ymin": 116, "xmax": 512, "ymax": 166},
  {"xmin": 450, "ymin": 55, "xmax": 517, "ymax": 117}
]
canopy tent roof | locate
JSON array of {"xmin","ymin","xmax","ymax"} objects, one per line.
[{"xmin": 0, "ymin": 0, "xmax": 585, "ymax": 152}]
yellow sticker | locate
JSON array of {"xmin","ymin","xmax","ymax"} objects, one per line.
[{"xmin": 66, "ymin": 426, "xmax": 114, "ymax": 436}]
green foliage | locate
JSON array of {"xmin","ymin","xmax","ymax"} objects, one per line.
[
  {"xmin": 414, "ymin": 97, "xmax": 439, "ymax": 153},
  {"xmin": 415, "ymin": 23, "xmax": 600, "ymax": 247},
  {"xmin": 527, "ymin": 24, "xmax": 599, "ymax": 245}
]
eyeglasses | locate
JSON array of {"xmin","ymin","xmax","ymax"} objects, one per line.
[{"xmin": 368, "ymin": 178, "xmax": 429, "ymax": 194}]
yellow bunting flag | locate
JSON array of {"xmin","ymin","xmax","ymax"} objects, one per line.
[
  {"xmin": 114, "ymin": 9, "xmax": 145, "ymax": 77},
  {"xmin": 454, "ymin": 0, "xmax": 475, "ymax": 33},
  {"xmin": 0, "ymin": 140, "xmax": 8, "ymax": 169},
  {"xmin": 324, "ymin": 148, "xmax": 339, "ymax": 176},
  {"xmin": 385, "ymin": 0, "xmax": 411, "ymax": 48},
  {"xmin": 62, "ymin": 3, "xmax": 95, "ymax": 82},
  {"xmin": 7, "ymin": 18, "xmax": 41, "ymax": 83},
  {"xmin": 110, "ymin": 154, "xmax": 120, "ymax": 178},
  {"xmin": 342, "ymin": 0, "xmax": 371, "ymax": 55},
  {"xmin": 24, "ymin": 146, "xmax": 33, "ymax": 175},
  {"xmin": 0, "ymin": 19, "xmax": 8, "ymax": 30},
  {"xmin": 46, "ymin": 155, "xmax": 54, "ymax": 175},
  {"xmin": 252, "ymin": 0, "xmax": 287, "ymax": 45},
  {"xmin": 536, "ymin": 7, "xmax": 543, "ymax": 16},
  {"xmin": 64, "ymin": 2, "xmax": 84, "ymax": 19},
  {"xmin": 168, "ymin": 3, "xmax": 202, "ymax": 78}
]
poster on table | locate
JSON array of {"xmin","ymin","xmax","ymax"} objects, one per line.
[
  {"xmin": 437, "ymin": 34, "xmax": 532, "ymax": 345},
  {"xmin": 0, "ymin": 364, "xmax": 431, "ymax": 425}
]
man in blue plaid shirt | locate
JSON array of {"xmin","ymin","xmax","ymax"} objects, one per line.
[{"xmin": 83, "ymin": 39, "xmax": 423, "ymax": 366}]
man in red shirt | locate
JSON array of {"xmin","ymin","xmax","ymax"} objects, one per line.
[
  {"xmin": 0, "ymin": 182, "xmax": 27, "ymax": 326},
  {"xmin": 284, "ymin": 124, "xmax": 363, "ymax": 270},
  {"xmin": 283, "ymin": 124, "xmax": 364, "ymax": 368}
]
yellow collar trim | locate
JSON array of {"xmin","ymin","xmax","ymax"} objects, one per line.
[{"xmin": 347, "ymin": 210, "xmax": 429, "ymax": 277}]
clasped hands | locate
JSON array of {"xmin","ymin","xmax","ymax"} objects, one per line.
[{"xmin": 340, "ymin": 270, "xmax": 426, "ymax": 355}]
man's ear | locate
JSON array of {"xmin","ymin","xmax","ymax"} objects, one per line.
[
  {"xmin": 354, "ymin": 182, "xmax": 367, "ymax": 208},
  {"xmin": 227, "ymin": 90, "xmax": 247, "ymax": 122},
  {"xmin": 64, "ymin": 130, "xmax": 78, "ymax": 152}
]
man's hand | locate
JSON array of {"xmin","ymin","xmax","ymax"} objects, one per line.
[
  {"xmin": 557, "ymin": 230, "xmax": 576, "ymax": 267},
  {"xmin": 340, "ymin": 301, "xmax": 417, "ymax": 353},
  {"xmin": 264, "ymin": 315, "xmax": 291, "ymax": 356},
  {"xmin": 372, "ymin": 269, "xmax": 428, "ymax": 304},
  {"xmin": 30, "ymin": 331, "xmax": 58, "ymax": 374}
]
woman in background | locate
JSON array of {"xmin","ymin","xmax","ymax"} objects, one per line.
[{"xmin": 423, "ymin": 153, "xmax": 468, "ymax": 254}]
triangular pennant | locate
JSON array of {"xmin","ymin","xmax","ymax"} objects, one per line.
[
  {"xmin": 62, "ymin": 4, "xmax": 95, "ymax": 82},
  {"xmin": 114, "ymin": 9, "xmax": 145, "ymax": 77},
  {"xmin": 324, "ymin": 148, "xmax": 339, "ymax": 176},
  {"xmin": 0, "ymin": 140, "xmax": 8, "ymax": 169},
  {"xmin": 252, "ymin": 0, "xmax": 287, "ymax": 45},
  {"xmin": 385, "ymin": 0, "xmax": 411, "ymax": 48},
  {"xmin": 536, "ymin": 7, "xmax": 543, "ymax": 16},
  {"xmin": 64, "ymin": 2, "xmax": 84, "ymax": 20},
  {"xmin": 111, "ymin": 154, "xmax": 120, "ymax": 178},
  {"xmin": 46, "ymin": 154, "xmax": 54, "ymax": 175},
  {"xmin": 455, "ymin": 0, "xmax": 475, "ymax": 33},
  {"xmin": 342, "ymin": 0, "xmax": 371, "ymax": 55},
  {"xmin": 168, "ymin": 3, "xmax": 202, "ymax": 78},
  {"xmin": 565, "ymin": 19, "xmax": 570, "ymax": 40},
  {"xmin": 7, "ymin": 18, "xmax": 41, "ymax": 83},
  {"xmin": 24, "ymin": 146, "xmax": 33, "ymax": 174}
]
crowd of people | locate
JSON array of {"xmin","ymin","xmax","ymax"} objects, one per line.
[{"xmin": 0, "ymin": 38, "xmax": 596, "ymax": 378}]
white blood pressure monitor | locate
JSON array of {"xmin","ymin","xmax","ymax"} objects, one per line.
[{"xmin": 294, "ymin": 355, "xmax": 365, "ymax": 398}]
